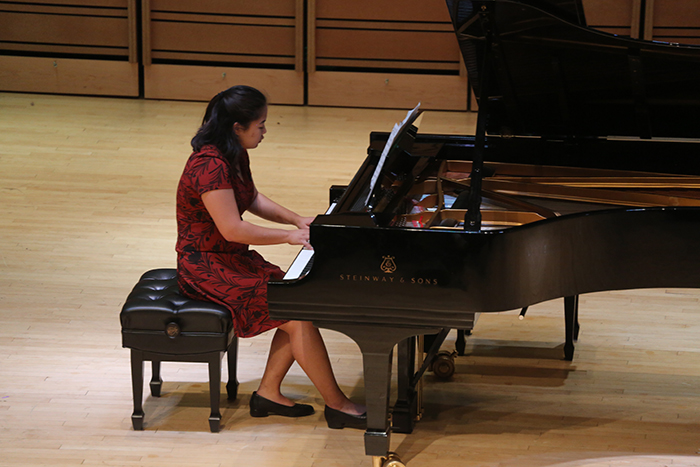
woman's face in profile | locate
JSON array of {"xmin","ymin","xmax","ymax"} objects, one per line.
[{"xmin": 235, "ymin": 106, "xmax": 268, "ymax": 150}]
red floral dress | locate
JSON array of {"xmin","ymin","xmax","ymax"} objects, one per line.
[{"xmin": 176, "ymin": 144, "xmax": 287, "ymax": 338}]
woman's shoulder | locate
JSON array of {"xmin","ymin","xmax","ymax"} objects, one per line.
[
  {"xmin": 186, "ymin": 145, "xmax": 227, "ymax": 167},
  {"xmin": 182, "ymin": 145, "xmax": 230, "ymax": 178},
  {"xmin": 182, "ymin": 147, "xmax": 233, "ymax": 190},
  {"xmin": 192, "ymin": 144, "xmax": 224, "ymax": 159}
]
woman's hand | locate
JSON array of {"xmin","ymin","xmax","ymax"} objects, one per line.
[
  {"xmin": 295, "ymin": 216, "xmax": 315, "ymax": 229},
  {"xmin": 287, "ymin": 226, "xmax": 312, "ymax": 250}
]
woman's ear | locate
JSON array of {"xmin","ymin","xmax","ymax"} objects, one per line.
[{"xmin": 233, "ymin": 122, "xmax": 243, "ymax": 135}]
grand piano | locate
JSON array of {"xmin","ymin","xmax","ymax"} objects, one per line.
[{"xmin": 268, "ymin": 1, "xmax": 700, "ymax": 466}]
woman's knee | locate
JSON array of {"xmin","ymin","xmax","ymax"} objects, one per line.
[
  {"xmin": 277, "ymin": 320, "xmax": 303, "ymax": 333},
  {"xmin": 278, "ymin": 320, "xmax": 318, "ymax": 336}
]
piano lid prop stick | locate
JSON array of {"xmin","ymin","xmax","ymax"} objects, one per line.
[
  {"xmin": 465, "ymin": 14, "xmax": 493, "ymax": 232},
  {"xmin": 519, "ymin": 306, "xmax": 529, "ymax": 320}
]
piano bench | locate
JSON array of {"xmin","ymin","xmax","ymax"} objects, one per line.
[{"xmin": 119, "ymin": 268, "xmax": 238, "ymax": 433}]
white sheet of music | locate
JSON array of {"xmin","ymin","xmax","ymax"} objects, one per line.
[
  {"xmin": 365, "ymin": 102, "xmax": 422, "ymax": 207},
  {"xmin": 282, "ymin": 203, "xmax": 337, "ymax": 280}
]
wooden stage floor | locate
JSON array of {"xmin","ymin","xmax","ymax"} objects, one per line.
[{"xmin": 1, "ymin": 92, "xmax": 700, "ymax": 467}]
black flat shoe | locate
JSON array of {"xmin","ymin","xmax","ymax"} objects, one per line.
[
  {"xmin": 249, "ymin": 391, "xmax": 315, "ymax": 418},
  {"xmin": 324, "ymin": 405, "xmax": 367, "ymax": 429}
]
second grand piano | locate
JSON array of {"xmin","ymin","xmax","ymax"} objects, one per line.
[{"xmin": 269, "ymin": 1, "xmax": 700, "ymax": 465}]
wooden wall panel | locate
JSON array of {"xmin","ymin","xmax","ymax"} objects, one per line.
[
  {"xmin": 0, "ymin": 56, "xmax": 139, "ymax": 96},
  {"xmin": 143, "ymin": 0, "xmax": 301, "ymax": 65},
  {"xmin": 649, "ymin": 0, "xmax": 700, "ymax": 45},
  {"xmin": 150, "ymin": 0, "xmax": 296, "ymax": 17},
  {"xmin": 142, "ymin": 0, "xmax": 304, "ymax": 104},
  {"xmin": 144, "ymin": 64, "xmax": 303, "ymax": 104},
  {"xmin": 0, "ymin": 0, "xmax": 139, "ymax": 96},
  {"xmin": 0, "ymin": 1, "xmax": 131, "ymax": 57},
  {"xmin": 149, "ymin": 22, "xmax": 296, "ymax": 65},
  {"xmin": 582, "ymin": 0, "xmax": 640, "ymax": 38},
  {"xmin": 308, "ymin": 0, "xmax": 467, "ymax": 110},
  {"xmin": 316, "ymin": 0, "xmax": 452, "ymax": 22},
  {"xmin": 315, "ymin": 29, "xmax": 458, "ymax": 68},
  {"xmin": 581, "ymin": 0, "xmax": 700, "ymax": 44},
  {"xmin": 0, "ymin": 12, "xmax": 128, "ymax": 56},
  {"xmin": 308, "ymin": 71, "xmax": 467, "ymax": 111},
  {"xmin": 3, "ymin": 0, "xmax": 125, "ymax": 6}
]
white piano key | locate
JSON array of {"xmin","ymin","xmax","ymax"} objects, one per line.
[
  {"xmin": 282, "ymin": 203, "xmax": 337, "ymax": 280},
  {"xmin": 283, "ymin": 249, "xmax": 315, "ymax": 280}
]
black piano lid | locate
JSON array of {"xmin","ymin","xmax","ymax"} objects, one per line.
[{"xmin": 447, "ymin": 0, "xmax": 700, "ymax": 140}]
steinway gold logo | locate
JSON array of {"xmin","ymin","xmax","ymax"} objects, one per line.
[
  {"xmin": 380, "ymin": 255, "xmax": 397, "ymax": 274},
  {"xmin": 337, "ymin": 255, "xmax": 439, "ymax": 286}
]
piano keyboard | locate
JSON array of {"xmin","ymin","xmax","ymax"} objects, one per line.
[
  {"xmin": 282, "ymin": 203, "xmax": 336, "ymax": 280},
  {"xmin": 283, "ymin": 249, "xmax": 314, "ymax": 280}
]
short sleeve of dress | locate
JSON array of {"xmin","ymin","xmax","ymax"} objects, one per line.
[
  {"xmin": 187, "ymin": 149, "xmax": 233, "ymax": 195},
  {"xmin": 176, "ymin": 146, "xmax": 239, "ymax": 254}
]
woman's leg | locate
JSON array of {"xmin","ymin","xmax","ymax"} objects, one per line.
[
  {"xmin": 255, "ymin": 328, "xmax": 295, "ymax": 405},
  {"xmin": 256, "ymin": 320, "xmax": 364, "ymax": 415}
]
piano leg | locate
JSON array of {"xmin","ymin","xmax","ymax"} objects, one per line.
[
  {"xmin": 564, "ymin": 295, "xmax": 580, "ymax": 361},
  {"xmin": 315, "ymin": 322, "xmax": 440, "ymax": 459},
  {"xmin": 363, "ymin": 342, "xmax": 394, "ymax": 456}
]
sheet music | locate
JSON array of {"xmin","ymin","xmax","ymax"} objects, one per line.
[{"xmin": 365, "ymin": 102, "xmax": 422, "ymax": 207}]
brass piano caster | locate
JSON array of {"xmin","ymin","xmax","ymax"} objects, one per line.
[
  {"xmin": 431, "ymin": 350, "xmax": 457, "ymax": 379},
  {"xmin": 373, "ymin": 452, "xmax": 405, "ymax": 467}
]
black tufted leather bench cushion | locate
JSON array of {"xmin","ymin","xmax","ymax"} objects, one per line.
[
  {"xmin": 120, "ymin": 268, "xmax": 238, "ymax": 432},
  {"xmin": 120, "ymin": 268, "xmax": 233, "ymax": 355}
]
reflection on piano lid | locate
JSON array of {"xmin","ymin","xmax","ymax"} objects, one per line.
[
  {"xmin": 449, "ymin": 0, "xmax": 700, "ymax": 140},
  {"xmin": 450, "ymin": 0, "xmax": 587, "ymax": 26}
]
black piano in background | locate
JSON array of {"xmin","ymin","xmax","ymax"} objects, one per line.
[{"xmin": 268, "ymin": 1, "xmax": 700, "ymax": 466}]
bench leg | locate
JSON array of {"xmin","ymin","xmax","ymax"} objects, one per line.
[
  {"xmin": 208, "ymin": 352, "xmax": 222, "ymax": 432},
  {"xmin": 150, "ymin": 360, "xmax": 163, "ymax": 397},
  {"xmin": 226, "ymin": 337, "xmax": 239, "ymax": 401},
  {"xmin": 130, "ymin": 349, "xmax": 145, "ymax": 430}
]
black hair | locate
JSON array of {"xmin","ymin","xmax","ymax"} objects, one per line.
[{"xmin": 190, "ymin": 85, "xmax": 267, "ymax": 164}]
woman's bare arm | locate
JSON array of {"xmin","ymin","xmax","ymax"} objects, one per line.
[
  {"xmin": 201, "ymin": 189, "xmax": 310, "ymax": 247},
  {"xmin": 248, "ymin": 191, "xmax": 314, "ymax": 229}
]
